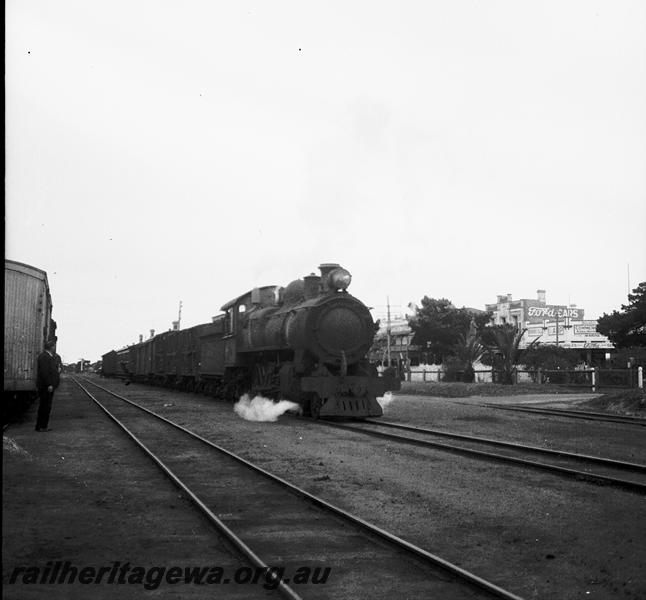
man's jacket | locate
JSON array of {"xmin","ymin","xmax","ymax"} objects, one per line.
[{"xmin": 37, "ymin": 351, "xmax": 61, "ymax": 389}]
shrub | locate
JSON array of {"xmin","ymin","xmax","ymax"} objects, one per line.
[{"xmin": 521, "ymin": 345, "xmax": 581, "ymax": 371}]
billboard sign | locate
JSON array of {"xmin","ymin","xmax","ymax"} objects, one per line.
[
  {"xmin": 573, "ymin": 322, "xmax": 599, "ymax": 336},
  {"xmin": 526, "ymin": 305, "xmax": 584, "ymax": 323}
]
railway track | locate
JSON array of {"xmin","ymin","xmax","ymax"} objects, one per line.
[
  {"xmin": 72, "ymin": 377, "xmax": 524, "ymax": 600},
  {"xmin": 310, "ymin": 419, "xmax": 646, "ymax": 494},
  {"xmin": 480, "ymin": 404, "xmax": 646, "ymax": 426}
]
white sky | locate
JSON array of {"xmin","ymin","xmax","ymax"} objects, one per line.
[{"xmin": 6, "ymin": 1, "xmax": 646, "ymax": 363}]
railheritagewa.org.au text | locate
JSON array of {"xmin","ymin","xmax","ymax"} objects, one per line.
[{"xmin": 8, "ymin": 561, "xmax": 332, "ymax": 590}]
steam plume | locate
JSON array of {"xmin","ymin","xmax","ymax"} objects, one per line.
[
  {"xmin": 234, "ymin": 394, "xmax": 300, "ymax": 422},
  {"xmin": 377, "ymin": 391, "xmax": 395, "ymax": 409}
]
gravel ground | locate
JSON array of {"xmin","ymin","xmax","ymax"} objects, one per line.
[
  {"xmin": 2, "ymin": 380, "xmax": 275, "ymax": 600},
  {"xmin": 379, "ymin": 394, "xmax": 646, "ymax": 463},
  {"xmin": 3, "ymin": 375, "xmax": 645, "ymax": 600}
]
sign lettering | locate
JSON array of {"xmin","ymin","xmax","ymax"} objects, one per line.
[
  {"xmin": 573, "ymin": 322, "xmax": 598, "ymax": 335},
  {"xmin": 526, "ymin": 305, "xmax": 583, "ymax": 322}
]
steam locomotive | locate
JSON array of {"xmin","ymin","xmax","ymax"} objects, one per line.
[{"xmin": 102, "ymin": 263, "xmax": 399, "ymax": 418}]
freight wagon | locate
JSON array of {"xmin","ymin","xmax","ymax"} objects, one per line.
[{"xmin": 4, "ymin": 260, "xmax": 57, "ymax": 419}]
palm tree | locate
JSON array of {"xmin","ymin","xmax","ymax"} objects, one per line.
[
  {"xmin": 482, "ymin": 324, "xmax": 537, "ymax": 384},
  {"xmin": 453, "ymin": 325, "xmax": 485, "ymax": 382}
]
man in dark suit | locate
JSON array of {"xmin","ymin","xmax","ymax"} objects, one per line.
[{"xmin": 36, "ymin": 339, "xmax": 61, "ymax": 432}]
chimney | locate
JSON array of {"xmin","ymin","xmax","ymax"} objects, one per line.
[
  {"xmin": 150, "ymin": 329, "xmax": 155, "ymax": 338},
  {"xmin": 537, "ymin": 289, "xmax": 546, "ymax": 304},
  {"xmin": 251, "ymin": 287, "xmax": 261, "ymax": 305},
  {"xmin": 172, "ymin": 321, "xmax": 179, "ymax": 331},
  {"xmin": 139, "ymin": 334, "xmax": 143, "ymax": 343},
  {"xmin": 507, "ymin": 293, "xmax": 512, "ymax": 302}
]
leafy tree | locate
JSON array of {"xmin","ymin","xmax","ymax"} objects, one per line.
[
  {"xmin": 408, "ymin": 297, "xmax": 490, "ymax": 364},
  {"xmin": 481, "ymin": 324, "xmax": 538, "ymax": 384},
  {"xmin": 606, "ymin": 346, "xmax": 646, "ymax": 369},
  {"xmin": 597, "ymin": 282, "xmax": 646, "ymax": 347}
]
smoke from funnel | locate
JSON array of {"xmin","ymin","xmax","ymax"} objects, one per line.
[{"xmin": 234, "ymin": 394, "xmax": 300, "ymax": 422}]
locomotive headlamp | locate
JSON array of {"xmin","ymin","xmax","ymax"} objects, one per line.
[{"xmin": 329, "ymin": 268, "xmax": 352, "ymax": 291}]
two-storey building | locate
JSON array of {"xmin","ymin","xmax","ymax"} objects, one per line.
[{"xmin": 485, "ymin": 289, "xmax": 613, "ymax": 363}]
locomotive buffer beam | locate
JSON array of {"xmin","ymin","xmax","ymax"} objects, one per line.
[{"xmin": 300, "ymin": 375, "xmax": 387, "ymax": 417}]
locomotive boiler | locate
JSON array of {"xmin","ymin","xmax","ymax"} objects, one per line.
[{"xmin": 103, "ymin": 264, "xmax": 399, "ymax": 418}]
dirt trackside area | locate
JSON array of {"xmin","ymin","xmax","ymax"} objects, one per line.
[
  {"xmin": 577, "ymin": 389, "xmax": 646, "ymax": 417},
  {"xmin": 3, "ymin": 376, "xmax": 646, "ymax": 600},
  {"xmin": 2, "ymin": 381, "xmax": 270, "ymax": 600},
  {"xmin": 399, "ymin": 381, "xmax": 646, "ymax": 416}
]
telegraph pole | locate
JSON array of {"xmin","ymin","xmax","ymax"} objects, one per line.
[{"xmin": 386, "ymin": 296, "xmax": 392, "ymax": 368}]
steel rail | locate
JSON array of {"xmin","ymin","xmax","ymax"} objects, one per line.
[
  {"xmin": 363, "ymin": 419, "xmax": 646, "ymax": 472},
  {"xmin": 309, "ymin": 420, "xmax": 646, "ymax": 494},
  {"xmin": 76, "ymin": 376, "xmax": 526, "ymax": 600},
  {"xmin": 482, "ymin": 404, "xmax": 646, "ymax": 426},
  {"xmin": 72, "ymin": 377, "xmax": 303, "ymax": 600}
]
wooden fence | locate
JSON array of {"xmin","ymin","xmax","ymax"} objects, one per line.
[{"xmin": 405, "ymin": 366, "xmax": 644, "ymax": 390}]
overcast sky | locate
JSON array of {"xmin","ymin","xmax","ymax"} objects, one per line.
[{"xmin": 6, "ymin": 1, "xmax": 646, "ymax": 363}]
